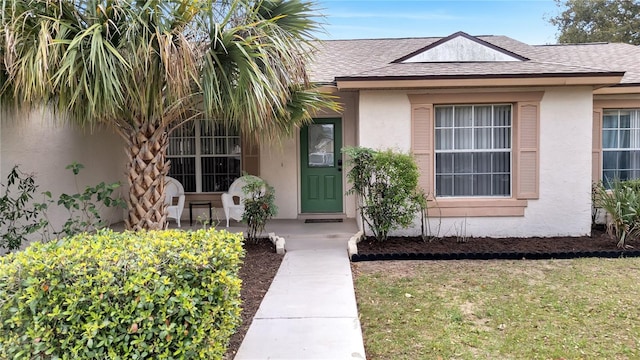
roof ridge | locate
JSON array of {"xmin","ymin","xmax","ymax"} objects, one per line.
[
  {"xmin": 536, "ymin": 42, "xmax": 610, "ymax": 47},
  {"xmin": 314, "ymin": 34, "xmax": 507, "ymax": 42},
  {"xmin": 315, "ymin": 36, "xmax": 441, "ymax": 42}
]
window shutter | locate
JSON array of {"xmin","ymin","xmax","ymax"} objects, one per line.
[
  {"xmin": 592, "ymin": 109, "xmax": 603, "ymax": 184},
  {"xmin": 412, "ymin": 104, "xmax": 434, "ymax": 195},
  {"xmin": 242, "ymin": 135, "xmax": 260, "ymax": 176},
  {"xmin": 516, "ymin": 102, "xmax": 539, "ymax": 199}
]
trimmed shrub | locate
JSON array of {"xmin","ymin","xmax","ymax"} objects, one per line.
[
  {"xmin": 343, "ymin": 147, "xmax": 420, "ymax": 242},
  {"xmin": 0, "ymin": 228, "xmax": 244, "ymax": 359}
]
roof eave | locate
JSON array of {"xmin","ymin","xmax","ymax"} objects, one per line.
[
  {"xmin": 315, "ymin": 83, "xmax": 339, "ymax": 93},
  {"xmin": 335, "ymin": 73, "xmax": 625, "ymax": 90},
  {"xmin": 594, "ymin": 83, "xmax": 640, "ymax": 95}
]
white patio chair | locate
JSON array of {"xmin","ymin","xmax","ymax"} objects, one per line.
[
  {"xmin": 221, "ymin": 175, "xmax": 264, "ymax": 227},
  {"xmin": 165, "ymin": 176, "xmax": 185, "ymax": 227}
]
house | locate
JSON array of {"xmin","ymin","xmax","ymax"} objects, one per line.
[{"xmin": 3, "ymin": 31, "xmax": 640, "ymax": 237}]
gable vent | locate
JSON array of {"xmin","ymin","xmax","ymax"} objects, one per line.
[{"xmin": 395, "ymin": 31, "xmax": 528, "ymax": 63}]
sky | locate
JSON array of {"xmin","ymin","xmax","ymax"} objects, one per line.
[{"xmin": 315, "ymin": 0, "xmax": 561, "ymax": 45}]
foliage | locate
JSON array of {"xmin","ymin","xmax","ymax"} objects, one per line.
[
  {"xmin": 242, "ymin": 176, "xmax": 278, "ymax": 243},
  {"xmin": 0, "ymin": 166, "xmax": 48, "ymax": 252},
  {"xmin": 343, "ymin": 147, "xmax": 420, "ymax": 242},
  {"xmin": 0, "ymin": 0, "xmax": 337, "ymax": 230},
  {"xmin": 619, "ymin": 178, "xmax": 640, "ymax": 192},
  {"xmin": 0, "ymin": 228, "xmax": 244, "ymax": 359},
  {"xmin": 594, "ymin": 179, "xmax": 640, "ymax": 248},
  {"xmin": 0, "ymin": 163, "xmax": 125, "ymax": 252},
  {"xmin": 44, "ymin": 162, "xmax": 126, "ymax": 239},
  {"xmin": 354, "ymin": 258, "xmax": 640, "ymax": 359},
  {"xmin": 549, "ymin": 0, "xmax": 640, "ymax": 45}
]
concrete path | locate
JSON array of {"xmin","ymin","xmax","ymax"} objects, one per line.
[{"xmin": 234, "ymin": 222, "xmax": 366, "ymax": 360}]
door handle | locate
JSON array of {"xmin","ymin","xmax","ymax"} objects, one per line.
[{"xmin": 337, "ymin": 158, "xmax": 342, "ymax": 172}]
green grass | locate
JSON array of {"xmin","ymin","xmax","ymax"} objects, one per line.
[{"xmin": 353, "ymin": 259, "xmax": 640, "ymax": 359}]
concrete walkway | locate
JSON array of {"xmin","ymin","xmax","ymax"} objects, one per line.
[{"xmin": 233, "ymin": 220, "xmax": 367, "ymax": 360}]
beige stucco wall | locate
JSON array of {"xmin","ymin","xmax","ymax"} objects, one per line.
[
  {"xmin": 259, "ymin": 91, "xmax": 358, "ymax": 219},
  {"xmin": 259, "ymin": 136, "xmax": 299, "ymax": 218},
  {"xmin": 357, "ymin": 86, "xmax": 594, "ymax": 237},
  {"xmin": 1, "ymin": 108, "xmax": 127, "ymax": 239},
  {"xmin": 358, "ymin": 91, "xmax": 412, "ymax": 151}
]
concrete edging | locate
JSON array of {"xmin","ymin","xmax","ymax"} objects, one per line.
[
  {"xmin": 268, "ymin": 232, "xmax": 286, "ymax": 255},
  {"xmin": 347, "ymin": 230, "xmax": 364, "ymax": 258}
]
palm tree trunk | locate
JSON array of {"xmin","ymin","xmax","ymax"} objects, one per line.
[{"xmin": 123, "ymin": 121, "xmax": 170, "ymax": 231}]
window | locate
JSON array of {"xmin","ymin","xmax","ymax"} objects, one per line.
[
  {"xmin": 410, "ymin": 92, "xmax": 541, "ymax": 217},
  {"xmin": 602, "ymin": 109, "xmax": 640, "ymax": 186},
  {"xmin": 435, "ymin": 104, "xmax": 512, "ymax": 197},
  {"xmin": 307, "ymin": 124, "xmax": 335, "ymax": 167},
  {"xmin": 167, "ymin": 121, "xmax": 241, "ymax": 192}
]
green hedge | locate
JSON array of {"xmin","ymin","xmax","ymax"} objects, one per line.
[{"xmin": 0, "ymin": 229, "xmax": 244, "ymax": 359}]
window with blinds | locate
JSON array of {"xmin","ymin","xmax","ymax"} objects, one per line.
[
  {"xmin": 602, "ymin": 109, "xmax": 640, "ymax": 187},
  {"xmin": 434, "ymin": 104, "xmax": 512, "ymax": 197}
]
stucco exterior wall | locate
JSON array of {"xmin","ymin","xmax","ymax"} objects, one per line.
[
  {"xmin": 358, "ymin": 87, "xmax": 594, "ymax": 237},
  {"xmin": 260, "ymin": 136, "xmax": 299, "ymax": 218},
  {"xmin": 1, "ymin": 108, "xmax": 127, "ymax": 236},
  {"xmin": 259, "ymin": 91, "xmax": 358, "ymax": 219},
  {"xmin": 358, "ymin": 91, "xmax": 412, "ymax": 151}
]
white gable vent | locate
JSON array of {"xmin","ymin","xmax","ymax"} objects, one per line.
[{"xmin": 397, "ymin": 32, "xmax": 526, "ymax": 63}]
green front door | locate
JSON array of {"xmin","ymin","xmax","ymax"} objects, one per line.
[{"xmin": 300, "ymin": 118, "xmax": 343, "ymax": 213}]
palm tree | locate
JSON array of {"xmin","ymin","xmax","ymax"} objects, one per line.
[{"xmin": 0, "ymin": 0, "xmax": 334, "ymax": 230}]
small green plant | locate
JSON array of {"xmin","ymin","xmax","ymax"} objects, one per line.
[
  {"xmin": 1, "ymin": 163, "xmax": 125, "ymax": 253},
  {"xmin": 196, "ymin": 212, "xmax": 220, "ymax": 228},
  {"xmin": 0, "ymin": 228, "xmax": 244, "ymax": 359},
  {"xmin": 0, "ymin": 166, "xmax": 48, "ymax": 252},
  {"xmin": 242, "ymin": 176, "xmax": 278, "ymax": 243},
  {"xmin": 343, "ymin": 147, "xmax": 420, "ymax": 242},
  {"xmin": 594, "ymin": 179, "xmax": 640, "ymax": 248},
  {"xmin": 44, "ymin": 162, "xmax": 126, "ymax": 238}
]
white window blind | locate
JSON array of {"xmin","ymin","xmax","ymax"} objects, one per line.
[
  {"xmin": 602, "ymin": 109, "xmax": 640, "ymax": 186},
  {"xmin": 435, "ymin": 104, "xmax": 512, "ymax": 197}
]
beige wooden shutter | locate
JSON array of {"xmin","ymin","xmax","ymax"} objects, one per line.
[
  {"xmin": 592, "ymin": 109, "xmax": 603, "ymax": 184},
  {"xmin": 516, "ymin": 102, "xmax": 540, "ymax": 199},
  {"xmin": 411, "ymin": 104, "xmax": 434, "ymax": 195},
  {"xmin": 241, "ymin": 135, "xmax": 260, "ymax": 176}
]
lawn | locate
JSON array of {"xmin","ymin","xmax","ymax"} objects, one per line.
[{"xmin": 353, "ymin": 258, "xmax": 640, "ymax": 359}]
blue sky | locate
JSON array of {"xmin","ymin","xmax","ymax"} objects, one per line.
[{"xmin": 315, "ymin": 0, "xmax": 560, "ymax": 45}]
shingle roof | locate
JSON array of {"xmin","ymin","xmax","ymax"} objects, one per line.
[
  {"xmin": 530, "ymin": 42, "xmax": 640, "ymax": 84},
  {"xmin": 308, "ymin": 34, "xmax": 640, "ymax": 85}
]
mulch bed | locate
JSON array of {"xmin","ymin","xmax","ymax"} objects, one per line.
[
  {"xmin": 225, "ymin": 239, "xmax": 284, "ymax": 359},
  {"xmin": 354, "ymin": 226, "xmax": 640, "ymax": 261}
]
